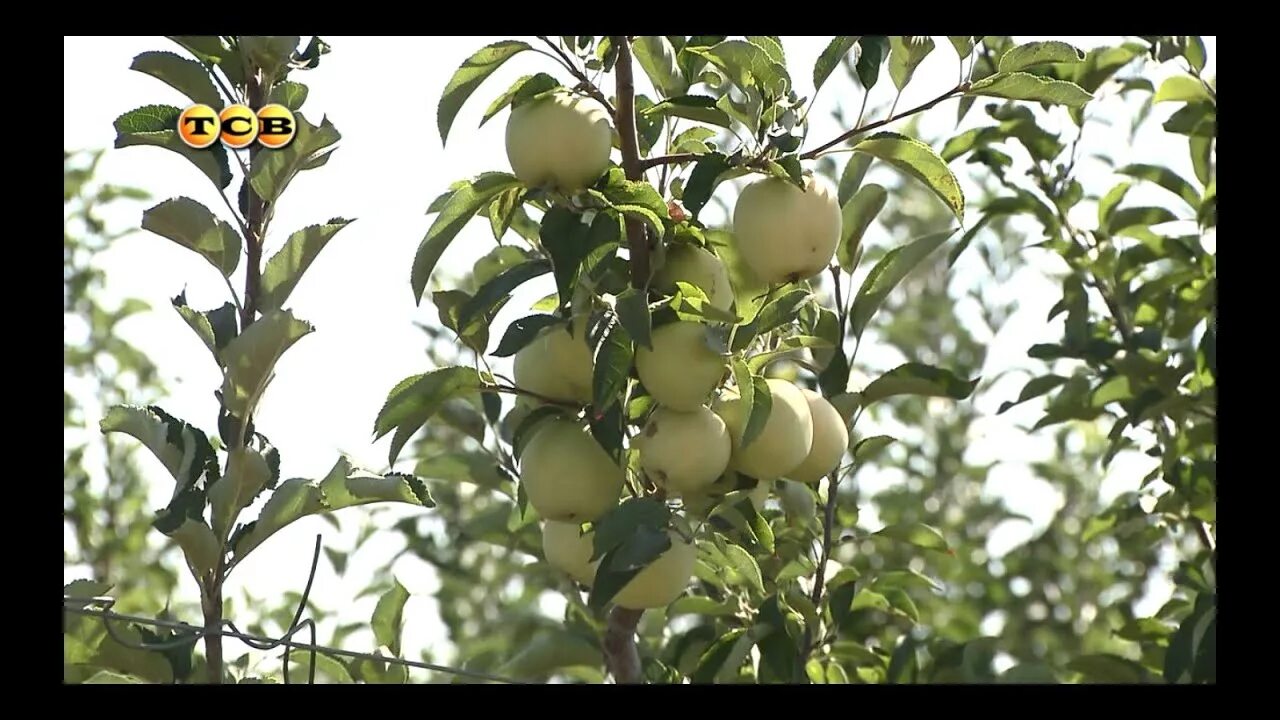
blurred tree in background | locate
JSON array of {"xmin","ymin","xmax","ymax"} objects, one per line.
[{"xmin": 64, "ymin": 149, "xmax": 182, "ymax": 614}]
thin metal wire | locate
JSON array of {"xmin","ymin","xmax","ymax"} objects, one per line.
[{"xmin": 62, "ymin": 533, "xmax": 522, "ymax": 685}]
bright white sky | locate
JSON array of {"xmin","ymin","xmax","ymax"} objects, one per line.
[{"xmin": 64, "ymin": 36, "xmax": 1215, "ymax": 676}]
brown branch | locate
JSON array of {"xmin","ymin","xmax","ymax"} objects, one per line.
[
  {"xmin": 598, "ymin": 37, "xmax": 650, "ymax": 685},
  {"xmin": 201, "ymin": 580, "xmax": 224, "ymax": 684},
  {"xmin": 636, "ymin": 83, "xmax": 969, "ymax": 173},
  {"xmin": 612, "ymin": 36, "xmax": 650, "ymax": 291},
  {"xmin": 638, "ymin": 152, "xmax": 699, "ymax": 172},
  {"xmin": 603, "ymin": 606, "xmax": 644, "ymax": 684},
  {"xmin": 800, "ymin": 83, "xmax": 968, "ymax": 160},
  {"xmin": 242, "ymin": 73, "xmax": 267, "ymax": 329}
]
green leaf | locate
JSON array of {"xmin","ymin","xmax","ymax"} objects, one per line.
[
  {"xmin": 887, "ymin": 634, "xmax": 919, "ymax": 683},
  {"xmin": 1165, "ymin": 108, "xmax": 1216, "ymax": 142},
  {"xmin": 692, "ymin": 628, "xmax": 749, "ymax": 683},
  {"xmin": 374, "ymin": 367, "xmax": 483, "ymax": 464},
  {"xmin": 689, "ymin": 40, "xmax": 791, "ymax": 98},
  {"xmin": 233, "ymin": 459, "xmax": 432, "ymax": 561},
  {"xmin": 208, "ymin": 443, "xmax": 275, "ymax": 538},
  {"xmin": 1190, "ymin": 136, "xmax": 1213, "ymax": 187},
  {"xmin": 100, "ymin": 405, "xmax": 218, "ymax": 494},
  {"xmin": 999, "ymin": 663, "xmax": 1060, "ymax": 684},
  {"xmin": 259, "ymin": 218, "xmax": 354, "ymax": 312},
  {"xmin": 64, "ymin": 579, "xmax": 113, "ymax": 607},
  {"xmin": 456, "ymin": 259, "xmax": 552, "ymax": 334},
  {"xmin": 592, "ymin": 497, "xmax": 672, "ymax": 561},
  {"xmin": 239, "ymin": 36, "xmax": 299, "ymax": 80},
  {"xmin": 438, "ymin": 40, "xmax": 532, "ymax": 144},
  {"xmin": 683, "ymin": 152, "xmax": 732, "ymax": 220},
  {"xmin": 748, "ymin": 36, "xmax": 785, "ymax": 65},
  {"xmin": 633, "ymin": 36, "xmax": 688, "ymax": 98},
  {"xmin": 590, "ymin": 526, "xmax": 673, "ymax": 610},
  {"xmin": 1116, "ymin": 163, "xmax": 1201, "ymax": 208},
  {"xmin": 616, "ymin": 287, "xmax": 653, "ymax": 350},
  {"xmin": 497, "ymin": 630, "xmax": 604, "ymax": 680},
  {"xmin": 540, "ymin": 206, "xmax": 616, "ymax": 310},
  {"xmin": 874, "ymin": 522, "xmax": 949, "ymax": 553},
  {"xmin": 592, "ymin": 315, "xmax": 633, "ymax": 412},
  {"xmin": 491, "ymin": 314, "xmax": 561, "ymax": 358},
  {"xmin": 998, "ymin": 374, "xmax": 1068, "ymax": 414},
  {"xmin": 849, "ymin": 229, "xmax": 955, "ymax": 338},
  {"xmin": 412, "ymin": 172, "xmax": 522, "ymax": 303},
  {"xmin": 268, "ymin": 81, "xmax": 308, "ymax": 111},
  {"xmin": 130, "ymin": 51, "xmax": 223, "ymax": 109},
  {"xmin": 141, "ymin": 197, "xmax": 240, "ymax": 278},
  {"xmin": 599, "ymin": 176, "xmax": 671, "ymax": 223},
  {"xmin": 84, "ymin": 671, "xmax": 147, "ymax": 684},
  {"xmin": 173, "ymin": 295, "xmax": 236, "ymax": 360},
  {"xmin": 1098, "ymin": 182, "xmax": 1132, "ymax": 228},
  {"xmin": 1155, "ymin": 75, "xmax": 1212, "ymax": 104},
  {"xmin": 855, "ymin": 36, "xmax": 889, "ymax": 89},
  {"xmin": 1107, "ymin": 206, "xmax": 1179, "ymax": 235},
  {"xmin": 321, "ymin": 467, "xmax": 435, "ymax": 512},
  {"xmin": 1068, "ymin": 654, "xmax": 1153, "ymax": 683},
  {"xmin": 838, "ymin": 153, "xmax": 873, "ymax": 207},
  {"xmin": 219, "ymin": 309, "xmax": 315, "ymax": 422},
  {"xmin": 288, "ymin": 651, "xmax": 355, "ymax": 684},
  {"xmin": 862, "ymin": 363, "xmax": 979, "ymax": 405},
  {"xmin": 756, "ymin": 595, "xmax": 806, "ymax": 682},
  {"xmin": 163, "ymin": 518, "xmax": 220, "ymax": 578},
  {"xmin": 113, "ymin": 104, "xmax": 233, "ymax": 190},
  {"xmin": 414, "ymin": 451, "xmax": 510, "ymax": 489},
  {"xmin": 837, "ymin": 184, "xmax": 887, "ymax": 273},
  {"xmin": 166, "ymin": 36, "xmax": 231, "ymax": 65},
  {"xmin": 852, "ymin": 133, "xmax": 963, "ymax": 220},
  {"xmin": 642, "ymin": 95, "xmax": 733, "ymax": 128},
  {"xmin": 372, "ymin": 580, "xmax": 410, "ymax": 656},
  {"xmin": 672, "ymin": 126, "xmax": 717, "ymax": 154},
  {"xmin": 732, "ymin": 287, "xmax": 812, "ymax": 351},
  {"xmin": 997, "ymin": 41, "xmax": 1085, "ymax": 73},
  {"xmin": 723, "ymin": 542, "xmax": 764, "ymax": 595},
  {"xmin": 814, "ymin": 37, "xmax": 859, "ymax": 94},
  {"xmin": 746, "ymin": 335, "xmax": 833, "ymax": 373},
  {"xmin": 854, "ymin": 435, "xmax": 896, "ymax": 461},
  {"xmin": 967, "ymin": 72, "xmax": 1094, "ymax": 107},
  {"xmin": 249, "ymin": 113, "xmax": 341, "ymax": 205},
  {"xmin": 888, "ymin": 36, "xmax": 935, "ymax": 90},
  {"xmin": 947, "ymin": 36, "xmax": 974, "ymax": 57},
  {"xmin": 480, "ymin": 73, "xmax": 559, "ymax": 127},
  {"xmin": 669, "ymin": 596, "xmax": 738, "ymax": 617},
  {"xmin": 742, "ymin": 374, "xmax": 773, "ymax": 451}
]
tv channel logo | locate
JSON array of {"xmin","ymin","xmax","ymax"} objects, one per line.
[{"xmin": 178, "ymin": 104, "xmax": 297, "ymax": 150}]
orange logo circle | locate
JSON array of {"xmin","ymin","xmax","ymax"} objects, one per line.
[
  {"xmin": 255, "ymin": 104, "xmax": 297, "ymax": 149},
  {"xmin": 178, "ymin": 104, "xmax": 220, "ymax": 149},
  {"xmin": 219, "ymin": 104, "xmax": 259, "ymax": 149}
]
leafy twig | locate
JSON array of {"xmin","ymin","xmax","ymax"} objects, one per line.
[{"xmin": 537, "ymin": 36, "xmax": 617, "ymax": 116}]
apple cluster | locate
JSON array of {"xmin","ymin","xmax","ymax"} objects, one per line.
[{"xmin": 501, "ymin": 90, "xmax": 848, "ymax": 610}]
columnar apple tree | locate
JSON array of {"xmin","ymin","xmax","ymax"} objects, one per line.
[{"xmin": 380, "ymin": 35, "xmax": 1101, "ymax": 683}]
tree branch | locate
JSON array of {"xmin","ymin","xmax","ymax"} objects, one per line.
[
  {"xmin": 538, "ymin": 36, "xmax": 616, "ymax": 115},
  {"xmin": 612, "ymin": 36, "xmax": 650, "ymax": 291},
  {"xmin": 637, "ymin": 83, "xmax": 969, "ymax": 172},
  {"xmin": 800, "ymin": 83, "xmax": 968, "ymax": 160},
  {"xmin": 801, "ymin": 472, "xmax": 840, "ymax": 661},
  {"xmin": 241, "ymin": 72, "xmax": 267, "ymax": 329},
  {"xmin": 603, "ymin": 606, "xmax": 644, "ymax": 684}
]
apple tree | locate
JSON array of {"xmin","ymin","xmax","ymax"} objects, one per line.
[{"xmin": 379, "ymin": 35, "xmax": 1165, "ymax": 683}]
